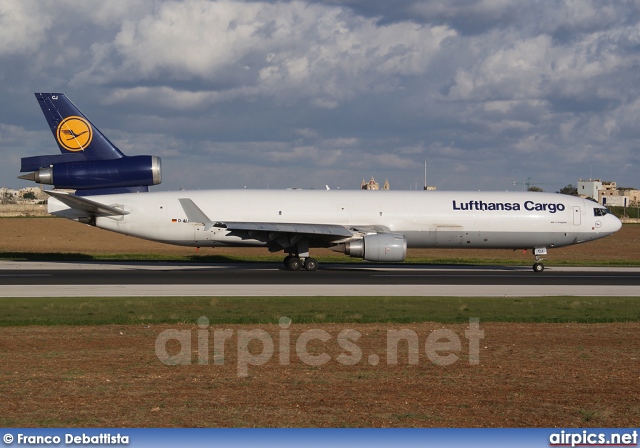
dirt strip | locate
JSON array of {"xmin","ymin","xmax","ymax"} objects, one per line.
[{"xmin": 1, "ymin": 322, "xmax": 638, "ymax": 427}]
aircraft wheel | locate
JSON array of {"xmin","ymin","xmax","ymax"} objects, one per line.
[
  {"xmin": 283, "ymin": 255, "xmax": 293, "ymax": 268},
  {"xmin": 287, "ymin": 257, "xmax": 302, "ymax": 271},
  {"xmin": 533, "ymin": 262, "xmax": 544, "ymax": 273},
  {"xmin": 304, "ymin": 258, "xmax": 318, "ymax": 271}
]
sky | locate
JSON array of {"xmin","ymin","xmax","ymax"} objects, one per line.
[{"xmin": 1, "ymin": 0, "xmax": 639, "ymax": 192}]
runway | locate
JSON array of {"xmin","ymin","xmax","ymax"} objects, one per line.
[{"xmin": 0, "ymin": 260, "xmax": 639, "ymax": 297}]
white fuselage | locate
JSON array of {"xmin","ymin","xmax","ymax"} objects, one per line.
[{"xmin": 48, "ymin": 189, "xmax": 622, "ymax": 252}]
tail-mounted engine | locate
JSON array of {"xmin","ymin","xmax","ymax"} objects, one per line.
[{"xmin": 19, "ymin": 155, "xmax": 161, "ymax": 191}]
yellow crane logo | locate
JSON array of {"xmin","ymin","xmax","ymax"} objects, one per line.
[{"xmin": 56, "ymin": 116, "xmax": 93, "ymax": 151}]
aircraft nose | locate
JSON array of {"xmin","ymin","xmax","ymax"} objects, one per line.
[{"xmin": 607, "ymin": 214, "xmax": 622, "ymax": 234}]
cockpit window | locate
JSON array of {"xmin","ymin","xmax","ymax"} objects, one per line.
[{"xmin": 593, "ymin": 208, "xmax": 609, "ymax": 216}]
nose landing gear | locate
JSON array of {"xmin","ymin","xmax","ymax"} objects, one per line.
[
  {"xmin": 532, "ymin": 247, "xmax": 547, "ymax": 273},
  {"xmin": 533, "ymin": 261, "xmax": 544, "ymax": 273}
]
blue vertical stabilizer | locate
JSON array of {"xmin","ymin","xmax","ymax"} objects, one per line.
[{"xmin": 35, "ymin": 93, "xmax": 124, "ymax": 160}]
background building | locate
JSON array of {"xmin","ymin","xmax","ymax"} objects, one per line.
[
  {"xmin": 578, "ymin": 179, "xmax": 639, "ymax": 207},
  {"xmin": 360, "ymin": 177, "xmax": 390, "ymax": 190}
]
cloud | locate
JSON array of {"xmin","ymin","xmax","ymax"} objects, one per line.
[
  {"xmin": 0, "ymin": 0, "xmax": 639, "ymax": 193},
  {"xmin": 70, "ymin": 0, "xmax": 455, "ymax": 107},
  {"xmin": 0, "ymin": 2, "xmax": 52, "ymax": 56}
]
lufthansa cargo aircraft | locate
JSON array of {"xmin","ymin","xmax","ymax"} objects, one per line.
[{"xmin": 19, "ymin": 93, "xmax": 622, "ymax": 272}]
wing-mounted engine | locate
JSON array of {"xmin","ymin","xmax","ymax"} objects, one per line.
[{"xmin": 337, "ymin": 233, "xmax": 408, "ymax": 262}]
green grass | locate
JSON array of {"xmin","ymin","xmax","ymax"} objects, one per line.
[{"xmin": 2, "ymin": 296, "xmax": 639, "ymax": 326}]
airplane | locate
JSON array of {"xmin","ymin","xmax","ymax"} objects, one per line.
[{"xmin": 19, "ymin": 93, "xmax": 622, "ymax": 272}]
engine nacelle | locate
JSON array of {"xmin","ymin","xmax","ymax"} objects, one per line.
[
  {"xmin": 344, "ymin": 233, "xmax": 407, "ymax": 262},
  {"xmin": 21, "ymin": 155, "xmax": 161, "ymax": 190}
]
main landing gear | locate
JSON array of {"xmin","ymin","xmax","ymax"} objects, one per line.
[
  {"xmin": 283, "ymin": 239, "xmax": 318, "ymax": 271},
  {"xmin": 532, "ymin": 247, "xmax": 547, "ymax": 273},
  {"xmin": 283, "ymin": 255, "xmax": 318, "ymax": 271}
]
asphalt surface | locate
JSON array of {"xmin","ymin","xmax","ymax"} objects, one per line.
[
  {"xmin": 0, "ymin": 262, "xmax": 639, "ymax": 285},
  {"xmin": 0, "ymin": 261, "xmax": 639, "ymax": 297}
]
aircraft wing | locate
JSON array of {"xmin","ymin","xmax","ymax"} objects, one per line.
[
  {"xmin": 220, "ymin": 222, "xmax": 353, "ymax": 237},
  {"xmin": 178, "ymin": 198, "xmax": 354, "ymax": 250},
  {"xmin": 46, "ymin": 190, "xmax": 129, "ymax": 217}
]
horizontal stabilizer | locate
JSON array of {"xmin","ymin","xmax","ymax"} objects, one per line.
[
  {"xmin": 21, "ymin": 153, "xmax": 86, "ymax": 172},
  {"xmin": 46, "ymin": 190, "xmax": 129, "ymax": 217}
]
